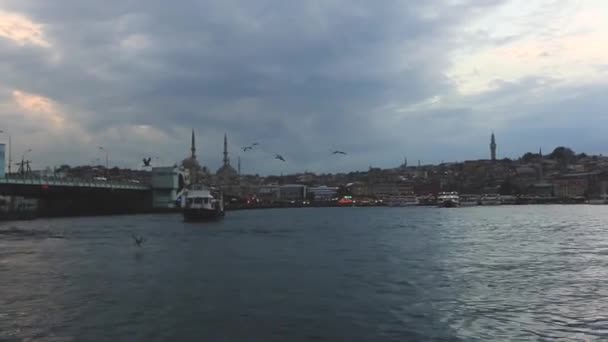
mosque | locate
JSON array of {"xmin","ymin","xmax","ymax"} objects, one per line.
[{"xmin": 181, "ymin": 130, "xmax": 240, "ymax": 190}]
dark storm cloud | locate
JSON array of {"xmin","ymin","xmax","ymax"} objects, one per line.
[{"xmin": 6, "ymin": 0, "xmax": 604, "ymax": 173}]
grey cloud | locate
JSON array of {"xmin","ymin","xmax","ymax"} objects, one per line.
[{"xmin": 2, "ymin": 0, "xmax": 600, "ymax": 174}]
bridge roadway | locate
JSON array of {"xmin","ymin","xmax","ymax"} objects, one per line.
[
  {"xmin": 0, "ymin": 176, "xmax": 153, "ymax": 217},
  {"xmin": 0, "ymin": 176, "xmax": 150, "ymax": 191}
]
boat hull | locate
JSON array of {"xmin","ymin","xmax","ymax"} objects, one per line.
[
  {"xmin": 438, "ymin": 200, "xmax": 458, "ymax": 208},
  {"xmin": 480, "ymin": 201, "xmax": 501, "ymax": 206},
  {"xmin": 183, "ymin": 208, "xmax": 224, "ymax": 221},
  {"xmin": 459, "ymin": 201, "xmax": 479, "ymax": 207},
  {"xmin": 386, "ymin": 202, "xmax": 420, "ymax": 207}
]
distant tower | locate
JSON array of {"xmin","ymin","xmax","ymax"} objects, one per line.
[
  {"xmin": 238, "ymin": 156, "xmax": 241, "ymax": 175},
  {"xmin": 490, "ymin": 132, "xmax": 497, "ymax": 161},
  {"xmin": 191, "ymin": 129, "xmax": 196, "ymax": 160},
  {"xmin": 223, "ymin": 133, "xmax": 229, "ymax": 166},
  {"xmin": 538, "ymin": 147, "xmax": 544, "ymax": 181},
  {"xmin": 403, "ymin": 157, "xmax": 408, "ymax": 168}
]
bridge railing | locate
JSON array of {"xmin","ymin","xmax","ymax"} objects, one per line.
[{"xmin": 0, "ymin": 175, "xmax": 150, "ymax": 190}]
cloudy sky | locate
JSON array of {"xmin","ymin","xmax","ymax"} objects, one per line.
[{"xmin": 1, "ymin": 0, "xmax": 607, "ymax": 174}]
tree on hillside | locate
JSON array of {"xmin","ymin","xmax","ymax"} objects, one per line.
[
  {"xmin": 548, "ymin": 146, "xmax": 576, "ymax": 165},
  {"xmin": 56, "ymin": 164, "xmax": 71, "ymax": 173},
  {"xmin": 521, "ymin": 152, "xmax": 539, "ymax": 163}
]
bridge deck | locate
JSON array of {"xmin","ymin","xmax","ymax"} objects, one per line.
[{"xmin": 0, "ymin": 176, "xmax": 150, "ymax": 191}]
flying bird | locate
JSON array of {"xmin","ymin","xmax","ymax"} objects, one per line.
[
  {"xmin": 274, "ymin": 154, "xmax": 286, "ymax": 162},
  {"xmin": 131, "ymin": 234, "xmax": 146, "ymax": 247},
  {"xmin": 332, "ymin": 150, "xmax": 347, "ymax": 155},
  {"xmin": 142, "ymin": 157, "xmax": 152, "ymax": 167},
  {"xmin": 252, "ymin": 142, "xmax": 259, "ymax": 146},
  {"xmin": 242, "ymin": 146, "xmax": 253, "ymax": 152}
]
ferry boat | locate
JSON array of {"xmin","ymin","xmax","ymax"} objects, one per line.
[
  {"xmin": 437, "ymin": 192, "xmax": 460, "ymax": 208},
  {"xmin": 480, "ymin": 194, "xmax": 501, "ymax": 206},
  {"xmin": 459, "ymin": 194, "xmax": 480, "ymax": 207},
  {"xmin": 383, "ymin": 195, "xmax": 420, "ymax": 207},
  {"xmin": 182, "ymin": 184, "xmax": 225, "ymax": 221}
]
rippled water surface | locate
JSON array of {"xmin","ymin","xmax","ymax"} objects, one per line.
[{"xmin": 2, "ymin": 206, "xmax": 608, "ymax": 341}]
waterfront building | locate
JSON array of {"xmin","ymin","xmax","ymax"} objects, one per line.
[
  {"xmin": 308, "ymin": 186, "xmax": 339, "ymax": 201},
  {"xmin": 370, "ymin": 182, "xmax": 414, "ymax": 197},
  {"xmin": 256, "ymin": 185, "xmax": 280, "ymax": 202},
  {"xmin": 151, "ymin": 166, "xmax": 186, "ymax": 208},
  {"xmin": 554, "ymin": 178, "xmax": 587, "ymax": 198},
  {"xmin": 278, "ymin": 184, "xmax": 307, "ymax": 202},
  {"xmin": 347, "ymin": 181, "xmax": 370, "ymax": 197}
]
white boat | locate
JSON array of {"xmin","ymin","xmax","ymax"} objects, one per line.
[
  {"xmin": 459, "ymin": 194, "xmax": 480, "ymax": 207},
  {"xmin": 500, "ymin": 195, "xmax": 517, "ymax": 205},
  {"xmin": 588, "ymin": 194, "xmax": 608, "ymax": 204},
  {"xmin": 480, "ymin": 194, "xmax": 501, "ymax": 206},
  {"xmin": 182, "ymin": 184, "xmax": 225, "ymax": 221},
  {"xmin": 437, "ymin": 192, "xmax": 460, "ymax": 208},
  {"xmin": 383, "ymin": 195, "xmax": 419, "ymax": 207}
]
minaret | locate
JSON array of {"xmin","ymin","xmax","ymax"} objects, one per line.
[
  {"xmin": 538, "ymin": 147, "xmax": 544, "ymax": 181},
  {"xmin": 223, "ymin": 133, "xmax": 229, "ymax": 166},
  {"xmin": 490, "ymin": 132, "xmax": 496, "ymax": 161},
  {"xmin": 191, "ymin": 129, "xmax": 196, "ymax": 159},
  {"xmin": 238, "ymin": 156, "xmax": 241, "ymax": 175}
]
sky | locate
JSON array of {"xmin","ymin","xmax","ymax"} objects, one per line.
[{"xmin": 0, "ymin": 0, "xmax": 607, "ymax": 175}]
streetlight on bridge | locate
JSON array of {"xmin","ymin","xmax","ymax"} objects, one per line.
[
  {"xmin": 98, "ymin": 146, "xmax": 109, "ymax": 169},
  {"xmin": 19, "ymin": 148, "xmax": 32, "ymax": 174}
]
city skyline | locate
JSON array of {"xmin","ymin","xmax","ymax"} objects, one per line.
[
  {"xmin": 5, "ymin": 129, "xmax": 602, "ymax": 176},
  {"xmin": 1, "ymin": 1, "xmax": 607, "ymax": 173}
]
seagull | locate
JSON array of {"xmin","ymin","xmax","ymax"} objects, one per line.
[
  {"xmin": 332, "ymin": 150, "xmax": 347, "ymax": 155},
  {"xmin": 242, "ymin": 146, "xmax": 253, "ymax": 152},
  {"xmin": 274, "ymin": 154, "xmax": 286, "ymax": 162},
  {"xmin": 142, "ymin": 157, "xmax": 152, "ymax": 167},
  {"xmin": 131, "ymin": 234, "xmax": 146, "ymax": 247},
  {"xmin": 252, "ymin": 142, "xmax": 259, "ymax": 146}
]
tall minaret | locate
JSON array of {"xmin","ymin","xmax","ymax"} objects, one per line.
[
  {"xmin": 191, "ymin": 129, "xmax": 196, "ymax": 159},
  {"xmin": 490, "ymin": 132, "xmax": 496, "ymax": 161},
  {"xmin": 238, "ymin": 156, "xmax": 241, "ymax": 175},
  {"xmin": 223, "ymin": 133, "xmax": 229, "ymax": 166},
  {"xmin": 538, "ymin": 147, "xmax": 544, "ymax": 181}
]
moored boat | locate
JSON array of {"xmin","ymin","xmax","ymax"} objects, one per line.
[
  {"xmin": 459, "ymin": 194, "xmax": 480, "ymax": 207},
  {"xmin": 480, "ymin": 194, "xmax": 501, "ymax": 206},
  {"xmin": 437, "ymin": 192, "xmax": 460, "ymax": 208},
  {"xmin": 182, "ymin": 184, "xmax": 225, "ymax": 221},
  {"xmin": 500, "ymin": 195, "xmax": 517, "ymax": 205},
  {"xmin": 588, "ymin": 194, "xmax": 608, "ymax": 204},
  {"xmin": 383, "ymin": 195, "xmax": 420, "ymax": 207}
]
